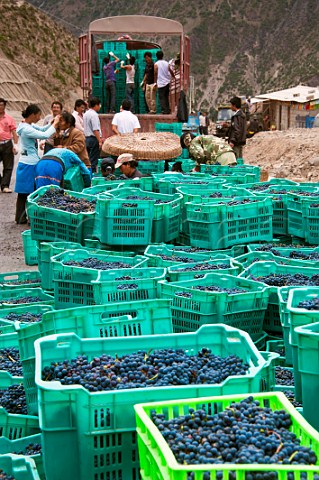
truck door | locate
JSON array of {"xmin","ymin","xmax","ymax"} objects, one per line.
[{"xmin": 79, "ymin": 34, "xmax": 90, "ymax": 94}]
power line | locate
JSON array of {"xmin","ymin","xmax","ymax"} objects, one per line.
[{"xmin": 29, "ymin": 2, "xmax": 85, "ymax": 35}]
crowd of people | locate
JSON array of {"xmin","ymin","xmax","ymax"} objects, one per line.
[{"xmin": 0, "ymin": 89, "xmax": 246, "ymax": 225}]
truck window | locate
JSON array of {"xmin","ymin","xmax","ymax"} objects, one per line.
[{"xmin": 217, "ymin": 108, "xmax": 232, "ymax": 121}]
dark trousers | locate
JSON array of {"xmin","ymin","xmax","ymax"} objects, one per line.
[
  {"xmin": 0, "ymin": 140, "xmax": 14, "ymax": 190},
  {"xmin": 126, "ymin": 83, "xmax": 135, "ymax": 112},
  {"xmin": 85, "ymin": 136, "xmax": 99, "ymax": 173},
  {"xmin": 158, "ymin": 84, "xmax": 170, "ymax": 114},
  {"xmin": 199, "ymin": 126, "xmax": 208, "ymax": 135},
  {"xmin": 15, "ymin": 193, "xmax": 28, "ymax": 224},
  {"xmin": 106, "ymin": 80, "xmax": 116, "ymax": 113}
]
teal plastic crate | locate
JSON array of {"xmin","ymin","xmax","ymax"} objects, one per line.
[
  {"xmin": 104, "ymin": 187, "xmax": 182, "ymax": 243},
  {"xmin": 186, "ymin": 197, "xmax": 273, "ymax": 249},
  {"xmin": 134, "ymin": 391, "xmax": 319, "ymax": 480},
  {"xmin": 295, "ymin": 321, "xmax": 319, "ymax": 431},
  {"xmin": 159, "ymin": 272, "xmax": 269, "ymax": 339},
  {"xmin": 156, "ymin": 175, "xmax": 227, "ymax": 195},
  {"xmin": 161, "ymin": 243, "xmax": 246, "ymax": 257},
  {"xmin": 16, "ymin": 299, "xmax": 173, "ymax": 415},
  {"xmin": 0, "ymin": 288, "xmax": 54, "ymax": 308},
  {"xmin": 259, "ymin": 351, "xmax": 279, "ymax": 391},
  {"xmin": 266, "ymin": 339, "xmax": 287, "ymax": 366},
  {"xmin": 244, "ymin": 179, "xmax": 299, "ymax": 190},
  {"xmin": 0, "ymin": 407, "xmax": 39, "ymax": 440},
  {"xmin": 278, "ymin": 287, "xmax": 293, "ymax": 366},
  {"xmin": 202, "ymin": 164, "xmax": 261, "ymax": 183},
  {"xmin": 0, "ymin": 454, "xmax": 40, "ymax": 480},
  {"xmin": 155, "ymin": 122, "xmax": 183, "ymax": 136},
  {"xmin": 0, "ymin": 434, "xmax": 43, "ymax": 479},
  {"xmin": 0, "ymin": 305, "xmax": 53, "ymax": 328},
  {"xmin": 0, "ymin": 271, "xmax": 41, "ymax": 289},
  {"xmin": 35, "ymin": 325, "xmax": 267, "ymax": 480},
  {"xmin": 26, "ymin": 186, "xmax": 96, "ymax": 244},
  {"xmin": 83, "ymin": 182, "xmax": 124, "ymax": 195},
  {"xmin": 53, "ymin": 265, "xmax": 165, "ymax": 309},
  {"xmin": 21, "ymin": 231, "xmax": 38, "ymax": 266},
  {"xmin": 137, "ymin": 160, "xmax": 165, "ymax": 175},
  {"xmin": 303, "ymin": 200, "xmax": 319, "ymax": 244},
  {"xmin": 287, "ymin": 190, "xmax": 319, "ymax": 238},
  {"xmin": 168, "ymin": 158, "xmax": 196, "ymax": 172},
  {"xmin": 63, "ymin": 166, "xmax": 85, "ymax": 192},
  {"xmin": 91, "ymin": 175, "xmax": 154, "ymax": 191},
  {"xmin": 167, "ymin": 258, "xmax": 240, "ymax": 282},
  {"xmin": 143, "ymin": 244, "xmax": 230, "ymax": 267}
]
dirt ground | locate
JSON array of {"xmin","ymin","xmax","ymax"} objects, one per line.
[{"xmin": 1, "ymin": 127, "xmax": 318, "ymax": 273}]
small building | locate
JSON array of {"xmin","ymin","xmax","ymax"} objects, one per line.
[{"xmin": 251, "ymin": 85, "xmax": 319, "ymax": 130}]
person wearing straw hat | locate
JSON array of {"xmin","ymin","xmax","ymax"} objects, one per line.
[{"xmin": 114, "ymin": 153, "xmax": 144, "ymax": 179}]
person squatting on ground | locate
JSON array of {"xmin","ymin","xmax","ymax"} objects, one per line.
[
  {"xmin": 55, "ymin": 111, "xmax": 91, "ymax": 170},
  {"xmin": 111, "ymin": 100, "xmax": 141, "ymax": 135},
  {"xmin": 15, "ymin": 104, "xmax": 60, "ymax": 224},
  {"xmin": 120, "ymin": 54, "xmax": 136, "ymax": 112},
  {"xmin": 228, "ymin": 96, "xmax": 247, "ymax": 159},
  {"xmin": 141, "ymin": 52, "xmax": 156, "ymax": 114},
  {"xmin": 154, "ymin": 51, "xmax": 175, "ymax": 114},
  {"xmin": 35, "ymin": 148, "xmax": 91, "ymax": 189},
  {"xmin": 103, "ymin": 52, "xmax": 120, "ymax": 113},
  {"xmin": 114, "ymin": 153, "xmax": 144, "ymax": 179},
  {"xmin": 0, "ymin": 98, "xmax": 19, "ymax": 193},
  {"xmin": 83, "ymin": 97, "xmax": 102, "ymax": 174},
  {"xmin": 42, "ymin": 100, "xmax": 63, "ymax": 154},
  {"xmin": 181, "ymin": 132, "xmax": 237, "ymax": 166}
]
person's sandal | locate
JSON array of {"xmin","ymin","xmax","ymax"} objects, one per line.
[{"xmin": 2, "ymin": 187, "xmax": 12, "ymax": 193}]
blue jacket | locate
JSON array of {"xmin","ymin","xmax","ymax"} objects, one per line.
[
  {"xmin": 43, "ymin": 148, "xmax": 91, "ymax": 187},
  {"xmin": 16, "ymin": 122, "xmax": 56, "ymax": 165}
]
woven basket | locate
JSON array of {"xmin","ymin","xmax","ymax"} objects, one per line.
[{"xmin": 102, "ymin": 132, "xmax": 182, "ymax": 160}]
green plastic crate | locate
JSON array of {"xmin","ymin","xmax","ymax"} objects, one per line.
[
  {"xmin": 26, "ymin": 186, "xmax": 96, "ymax": 244},
  {"xmin": 21, "ymin": 231, "xmax": 38, "ymax": 266},
  {"xmin": 244, "ymin": 179, "xmax": 299, "ymax": 190},
  {"xmin": 239, "ymin": 262, "xmax": 319, "ymax": 337},
  {"xmin": 156, "ymin": 176, "xmax": 227, "ymax": 195},
  {"xmin": 134, "ymin": 391, "xmax": 319, "ymax": 480},
  {"xmin": 266, "ymin": 339, "xmax": 287, "ymax": 366},
  {"xmin": 91, "ymin": 175, "xmax": 154, "ymax": 191},
  {"xmin": 303, "ymin": 201, "xmax": 319, "ymax": 244},
  {"xmin": 167, "ymin": 258, "xmax": 240, "ymax": 282},
  {"xmin": 278, "ymin": 287, "xmax": 293, "ymax": 366},
  {"xmin": 0, "ymin": 407, "xmax": 39, "ymax": 440},
  {"xmin": 53, "ymin": 266, "xmax": 165, "ymax": 309},
  {"xmin": 0, "ymin": 305, "xmax": 53, "ymax": 328},
  {"xmin": 202, "ymin": 164, "xmax": 261, "ymax": 183},
  {"xmin": 295, "ymin": 321, "xmax": 319, "ymax": 431},
  {"xmin": 155, "ymin": 122, "xmax": 183, "ymax": 136},
  {"xmin": 63, "ymin": 166, "xmax": 85, "ymax": 192},
  {"xmin": 159, "ymin": 272, "xmax": 269, "ymax": 339},
  {"xmin": 161, "ymin": 243, "xmax": 247, "ymax": 257},
  {"xmin": 236, "ymin": 248, "xmax": 319, "ymax": 269},
  {"xmin": 137, "ymin": 160, "xmax": 165, "ymax": 175},
  {"xmin": 16, "ymin": 299, "xmax": 173, "ymax": 415},
  {"xmin": 168, "ymin": 158, "xmax": 196, "ymax": 172},
  {"xmin": 288, "ymin": 191, "xmax": 319, "ymax": 238},
  {"xmin": 0, "ymin": 288, "xmax": 54, "ymax": 308},
  {"xmin": 0, "ymin": 271, "xmax": 41, "ymax": 290},
  {"xmin": 0, "ymin": 454, "xmax": 40, "ymax": 480},
  {"xmin": 35, "ymin": 325, "xmax": 267, "ymax": 480},
  {"xmin": 143, "ymin": 244, "xmax": 229, "ymax": 267},
  {"xmin": 0, "ymin": 434, "xmax": 43, "ymax": 479},
  {"xmin": 104, "ymin": 187, "xmax": 182, "ymax": 244},
  {"xmin": 186, "ymin": 197, "xmax": 273, "ymax": 249},
  {"xmin": 259, "ymin": 351, "xmax": 280, "ymax": 391},
  {"xmin": 83, "ymin": 182, "xmax": 123, "ymax": 194}
]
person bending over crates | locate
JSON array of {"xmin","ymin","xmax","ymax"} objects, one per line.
[
  {"xmin": 35, "ymin": 148, "xmax": 91, "ymax": 189},
  {"xmin": 181, "ymin": 132, "xmax": 237, "ymax": 167}
]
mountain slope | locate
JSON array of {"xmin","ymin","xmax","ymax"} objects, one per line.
[{"xmin": 15, "ymin": 0, "xmax": 319, "ymax": 111}]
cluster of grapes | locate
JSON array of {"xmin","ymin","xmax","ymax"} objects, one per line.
[
  {"xmin": 36, "ymin": 189, "xmax": 96, "ymax": 213},
  {"xmin": 173, "ymin": 247, "xmax": 213, "ymax": 253},
  {"xmin": 283, "ymin": 391, "xmax": 302, "ymax": 408},
  {"xmin": 150, "ymin": 396, "xmax": 316, "ymax": 476},
  {"xmin": 297, "ymin": 298, "xmax": 319, "ymax": 310},
  {"xmin": 0, "ymin": 348, "xmax": 22, "ymax": 376},
  {"xmin": 125, "ymin": 195, "xmax": 169, "ymax": 205},
  {"xmin": 273, "ymin": 346, "xmax": 285, "ymax": 357},
  {"xmin": 3, "ymin": 296, "xmax": 42, "ymax": 305},
  {"xmin": 194, "ymin": 285, "xmax": 247, "ymax": 294},
  {"xmin": 116, "ymin": 283, "xmax": 138, "ymax": 290},
  {"xmin": 63, "ymin": 257, "xmax": 132, "ymax": 270},
  {"xmin": 205, "ymin": 192, "xmax": 223, "ymax": 198},
  {"xmin": 4, "ymin": 312, "xmax": 43, "ymax": 324},
  {"xmin": 255, "ymin": 244, "xmax": 305, "ymax": 252},
  {"xmin": 0, "ymin": 384, "xmax": 27, "ymax": 414},
  {"xmin": 289, "ymin": 251, "xmax": 319, "ymax": 260},
  {"xmin": 275, "ymin": 367, "xmax": 294, "ymax": 386},
  {"xmin": 177, "ymin": 263, "xmax": 229, "ymax": 272},
  {"xmin": 171, "ymin": 181, "xmax": 210, "ymax": 185},
  {"xmin": 216, "ymin": 199, "xmax": 257, "ymax": 206},
  {"xmin": 13, "ymin": 443, "xmax": 42, "ymax": 456},
  {"xmin": 253, "ymin": 273, "xmax": 319, "ymax": 287},
  {"xmin": 115, "ymin": 275, "xmax": 135, "ymax": 280},
  {"xmin": 3, "ymin": 278, "xmax": 41, "ymax": 286},
  {"xmin": 42, "ymin": 348, "xmax": 249, "ymax": 392},
  {"xmin": 250, "ymin": 183, "xmax": 272, "ymax": 191},
  {"xmin": 0, "ymin": 471, "xmax": 15, "ymax": 480},
  {"xmin": 159, "ymin": 255, "xmax": 195, "ymax": 263}
]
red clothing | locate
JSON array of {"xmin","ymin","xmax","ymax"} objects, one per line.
[{"xmin": 0, "ymin": 113, "xmax": 16, "ymax": 141}]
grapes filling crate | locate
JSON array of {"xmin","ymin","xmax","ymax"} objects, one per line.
[{"xmin": 35, "ymin": 325, "xmax": 268, "ymax": 480}]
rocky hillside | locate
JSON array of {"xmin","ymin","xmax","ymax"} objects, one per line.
[
  {"xmin": 0, "ymin": 0, "xmax": 80, "ymax": 113},
  {"xmin": 27, "ymin": 0, "xmax": 319, "ymax": 112}
]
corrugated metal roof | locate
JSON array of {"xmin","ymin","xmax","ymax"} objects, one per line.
[{"xmin": 254, "ymin": 85, "xmax": 319, "ymax": 103}]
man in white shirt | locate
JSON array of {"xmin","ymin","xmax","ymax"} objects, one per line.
[
  {"xmin": 72, "ymin": 99, "xmax": 86, "ymax": 133},
  {"xmin": 42, "ymin": 100, "xmax": 63, "ymax": 153},
  {"xmin": 83, "ymin": 97, "xmax": 102, "ymax": 173},
  {"xmin": 112, "ymin": 100, "xmax": 141, "ymax": 135},
  {"xmin": 154, "ymin": 50, "xmax": 175, "ymax": 114}
]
